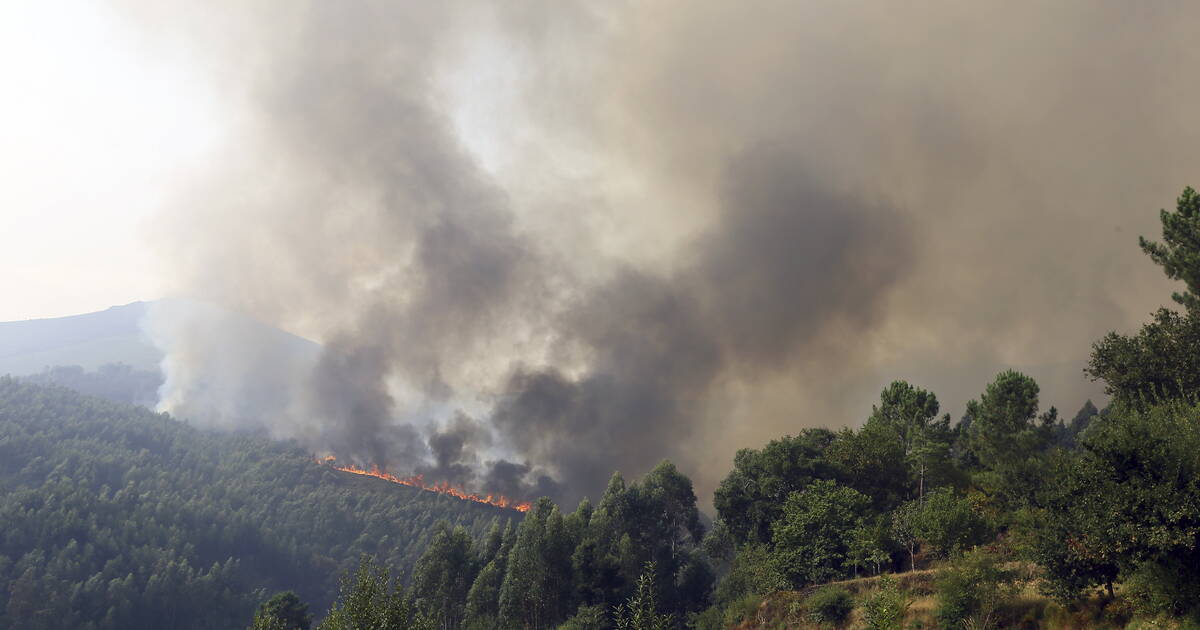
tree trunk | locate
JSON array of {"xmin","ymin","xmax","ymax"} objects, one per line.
[
  {"xmin": 919, "ymin": 462, "xmax": 925, "ymax": 503},
  {"xmin": 1106, "ymin": 580, "xmax": 1114, "ymax": 599}
]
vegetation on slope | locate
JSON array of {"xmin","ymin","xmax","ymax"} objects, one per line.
[{"xmin": 0, "ymin": 378, "xmax": 514, "ymax": 630}]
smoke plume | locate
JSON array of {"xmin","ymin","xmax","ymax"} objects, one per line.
[{"xmin": 122, "ymin": 1, "xmax": 1200, "ymax": 506}]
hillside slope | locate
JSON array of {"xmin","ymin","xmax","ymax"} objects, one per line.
[
  {"xmin": 0, "ymin": 300, "xmax": 320, "ymax": 379},
  {"xmin": 0, "ymin": 378, "xmax": 517, "ymax": 630},
  {"xmin": 729, "ymin": 570, "xmax": 1129, "ymax": 630},
  {"xmin": 0, "ymin": 302, "xmax": 158, "ymax": 375}
]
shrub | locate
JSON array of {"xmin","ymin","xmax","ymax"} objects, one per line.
[
  {"xmin": 721, "ymin": 594, "xmax": 763, "ymax": 628},
  {"xmin": 933, "ymin": 550, "xmax": 1019, "ymax": 630},
  {"xmin": 614, "ymin": 563, "xmax": 674, "ymax": 630},
  {"xmin": 686, "ymin": 605, "xmax": 724, "ymax": 630},
  {"xmin": 863, "ymin": 575, "xmax": 909, "ymax": 630},
  {"xmin": 712, "ymin": 544, "xmax": 787, "ymax": 606},
  {"xmin": 560, "ymin": 605, "xmax": 610, "ymax": 630},
  {"xmin": 805, "ymin": 586, "xmax": 854, "ymax": 626},
  {"xmin": 1124, "ymin": 559, "xmax": 1200, "ymax": 621}
]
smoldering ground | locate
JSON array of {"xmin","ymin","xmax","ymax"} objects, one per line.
[{"xmin": 124, "ymin": 1, "xmax": 1200, "ymax": 506}]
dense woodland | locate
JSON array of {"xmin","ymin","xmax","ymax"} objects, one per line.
[
  {"xmin": 0, "ymin": 378, "xmax": 515, "ymax": 630},
  {"xmin": 5, "ymin": 188, "xmax": 1200, "ymax": 629}
]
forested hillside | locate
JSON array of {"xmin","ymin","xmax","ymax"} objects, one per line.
[
  {"xmin": 23, "ymin": 363, "xmax": 162, "ymax": 407},
  {"xmin": 0, "ymin": 378, "xmax": 516, "ymax": 630}
]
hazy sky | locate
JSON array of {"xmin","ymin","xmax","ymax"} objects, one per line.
[{"xmin": 0, "ymin": 0, "xmax": 224, "ymax": 322}]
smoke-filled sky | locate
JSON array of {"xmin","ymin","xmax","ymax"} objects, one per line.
[{"xmin": 5, "ymin": 1, "xmax": 1200, "ymax": 506}]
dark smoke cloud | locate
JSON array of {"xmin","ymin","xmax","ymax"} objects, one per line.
[
  {"xmin": 489, "ymin": 149, "xmax": 911, "ymax": 502},
  {"xmin": 418, "ymin": 412, "xmax": 487, "ymax": 487},
  {"xmin": 122, "ymin": 0, "xmax": 1200, "ymax": 506},
  {"xmin": 133, "ymin": 1, "xmax": 554, "ymax": 487}
]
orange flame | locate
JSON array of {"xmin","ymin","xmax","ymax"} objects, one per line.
[{"xmin": 317, "ymin": 456, "xmax": 531, "ymax": 512}]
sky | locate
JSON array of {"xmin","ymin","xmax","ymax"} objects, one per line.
[
  {"xmin": 3, "ymin": 1, "xmax": 1200, "ymax": 504},
  {"xmin": 0, "ymin": 0, "xmax": 224, "ymax": 322}
]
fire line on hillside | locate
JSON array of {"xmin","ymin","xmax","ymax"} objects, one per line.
[{"xmin": 317, "ymin": 456, "xmax": 532, "ymax": 512}]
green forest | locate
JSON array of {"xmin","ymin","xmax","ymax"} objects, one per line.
[
  {"xmin": 0, "ymin": 377, "xmax": 517, "ymax": 629},
  {"xmin": 6, "ymin": 188, "xmax": 1200, "ymax": 630}
]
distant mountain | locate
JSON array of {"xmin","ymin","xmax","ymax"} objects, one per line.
[
  {"xmin": 0, "ymin": 302, "xmax": 160, "ymax": 376},
  {"xmin": 0, "ymin": 301, "xmax": 322, "ymax": 411}
]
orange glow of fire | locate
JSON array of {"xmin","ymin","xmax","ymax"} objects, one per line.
[{"xmin": 317, "ymin": 456, "xmax": 531, "ymax": 512}]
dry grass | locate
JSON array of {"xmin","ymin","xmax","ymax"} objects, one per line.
[{"xmin": 727, "ymin": 568, "xmax": 1152, "ymax": 630}]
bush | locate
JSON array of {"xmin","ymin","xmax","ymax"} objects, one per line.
[
  {"xmin": 933, "ymin": 550, "xmax": 1019, "ymax": 630},
  {"xmin": 805, "ymin": 586, "xmax": 854, "ymax": 626},
  {"xmin": 863, "ymin": 575, "xmax": 909, "ymax": 630},
  {"xmin": 722, "ymin": 594, "xmax": 763, "ymax": 628},
  {"xmin": 560, "ymin": 605, "xmax": 610, "ymax": 630},
  {"xmin": 686, "ymin": 605, "xmax": 724, "ymax": 630},
  {"xmin": 712, "ymin": 544, "xmax": 787, "ymax": 606},
  {"xmin": 1124, "ymin": 558, "xmax": 1200, "ymax": 621}
]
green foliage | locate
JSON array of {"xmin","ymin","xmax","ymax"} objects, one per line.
[
  {"xmin": 614, "ymin": 563, "xmax": 674, "ymax": 630},
  {"xmin": 934, "ymin": 549, "xmax": 1020, "ymax": 630},
  {"xmin": 499, "ymin": 499, "xmax": 575, "ymax": 629},
  {"xmin": 411, "ymin": 522, "xmax": 479, "ymax": 629},
  {"xmin": 1025, "ymin": 449, "xmax": 1120, "ymax": 603},
  {"xmin": 848, "ymin": 519, "xmax": 893, "ymax": 577},
  {"xmin": 711, "ymin": 544, "xmax": 786, "ymax": 607},
  {"xmin": 1088, "ymin": 307, "xmax": 1200, "ymax": 409},
  {"xmin": 713, "ymin": 429, "xmax": 838, "ymax": 545},
  {"xmin": 827, "ymin": 422, "xmax": 908, "ymax": 513},
  {"xmin": 248, "ymin": 613, "xmax": 289, "ymax": 630},
  {"xmin": 771, "ymin": 479, "xmax": 870, "ymax": 587},
  {"xmin": 1139, "ymin": 186, "xmax": 1200, "ymax": 311},
  {"xmin": 862, "ymin": 574, "xmax": 909, "ymax": 630},
  {"xmin": 487, "ymin": 461, "xmax": 710, "ymax": 630},
  {"xmin": 1029, "ymin": 401, "xmax": 1200, "ymax": 611},
  {"xmin": 890, "ymin": 488, "xmax": 994, "ymax": 574},
  {"xmin": 684, "ymin": 604, "xmax": 724, "ymax": 630},
  {"xmin": 315, "ymin": 556, "xmax": 431, "ymax": 630},
  {"xmin": 1090, "ymin": 187, "xmax": 1200, "ymax": 409},
  {"xmin": 0, "ymin": 377, "xmax": 511, "ymax": 630},
  {"xmin": 869, "ymin": 381, "xmax": 940, "ymax": 438},
  {"xmin": 913, "ymin": 488, "xmax": 992, "ymax": 558},
  {"xmin": 1055, "ymin": 400, "xmax": 1101, "ymax": 449},
  {"xmin": 891, "ymin": 501, "xmax": 922, "ymax": 572},
  {"xmin": 559, "ymin": 605, "xmax": 610, "ymax": 630},
  {"xmin": 250, "ymin": 592, "xmax": 312, "ymax": 630},
  {"xmin": 804, "ymin": 585, "xmax": 854, "ymax": 626},
  {"xmin": 965, "ymin": 370, "xmax": 1042, "ymax": 469},
  {"xmin": 870, "ymin": 382, "xmax": 956, "ymax": 502},
  {"xmin": 1124, "ymin": 558, "xmax": 1200, "ymax": 620},
  {"xmin": 719, "ymin": 594, "xmax": 763, "ymax": 629},
  {"xmin": 578, "ymin": 463, "xmax": 710, "ymax": 617},
  {"xmin": 464, "ymin": 523, "xmax": 512, "ymax": 629}
]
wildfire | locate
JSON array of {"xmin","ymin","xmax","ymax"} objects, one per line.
[{"xmin": 317, "ymin": 456, "xmax": 531, "ymax": 512}]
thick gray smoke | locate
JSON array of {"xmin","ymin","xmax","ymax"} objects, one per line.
[{"xmin": 123, "ymin": 1, "xmax": 1200, "ymax": 506}]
